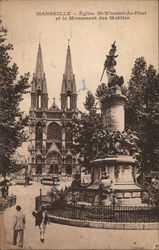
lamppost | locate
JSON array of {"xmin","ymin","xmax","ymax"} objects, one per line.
[
  {"xmin": 72, "ymin": 192, "xmax": 76, "ymax": 206},
  {"xmin": 51, "ymin": 188, "xmax": 54, "ymax": 206},
  {"xmin": 40, "ymin": 188, "xmax": 42, "ymax": 208},
  {"xmin": 112, "ymin": 192, "xmax": 116, "ymax": 219},
  {"xmin": 72, "ymin": 192, "xmax": 76, "ymax": 219}
]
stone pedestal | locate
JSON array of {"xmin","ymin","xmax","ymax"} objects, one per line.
[
  {"xmin": 90, "ymin": 155, "xmax": 143, "ymax": 205},
  {"xmin": 101, "ymin": 86, "xmax": 126, "ymax": 132}
]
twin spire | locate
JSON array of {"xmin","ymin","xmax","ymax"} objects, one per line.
[{"xmin": 31, "ymin": 42, "xmax": 77, "ymax": 110}]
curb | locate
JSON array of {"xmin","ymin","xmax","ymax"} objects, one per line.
[
  {"xmin": 33, "ymin": 210, "xmax": 159, "ymax": 230},
  {"xmin": 49, "ymin": 215, "xmax": 159, "ymax": 230}
]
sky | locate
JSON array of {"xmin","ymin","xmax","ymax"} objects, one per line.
[
  {"xmin": 1, "ymin": 0, "xmax": 158, "ymax": 113},
  {"xmin": 0, "ymin": 0, "xmax": 158, "ymax": 156}
]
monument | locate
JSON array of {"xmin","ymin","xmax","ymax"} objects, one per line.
[{"xmin": 85, "ymin": 42, "xmax": 143, "ymax": 205}]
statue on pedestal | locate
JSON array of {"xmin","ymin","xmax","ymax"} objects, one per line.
[{"xmin": 100, "ymin": 41, "xmax": 124, "ymax": 88}]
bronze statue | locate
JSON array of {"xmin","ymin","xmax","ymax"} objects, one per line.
[{"xmin": 100, "ymin": 41, "xmax": 124, "ymax": 88}]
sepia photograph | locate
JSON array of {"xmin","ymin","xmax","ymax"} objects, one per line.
[{"xmin": 0, "ymin": 0, "xmax": 159, "ymax": 249}]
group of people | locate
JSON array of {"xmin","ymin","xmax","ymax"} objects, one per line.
[{"xmin": 12, "ymin": 205, "xmax": 50, "ymax": 247}]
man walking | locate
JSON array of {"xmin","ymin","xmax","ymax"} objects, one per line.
[
  {"xmin": 13, "ymin": 205, "xmax": 26, "ymax": 248},
  {"xmin": 35, "ymin": 207, "xmax": 50, "ymax": 243},
  {"xmin": 35, "ymin": 206, "xmax": 43, "ymax": 241},
  {"xmin": 40, "ymin": 210, "xmax": 50, "ymax": 242}
]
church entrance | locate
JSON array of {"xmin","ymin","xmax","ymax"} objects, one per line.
[
  {"xmin": 50, "ymin": 163, "xmax": 58, "ymax": 174},
  {"xmin": 47, "ymin": 151, "xmax": 61, "ymax": 175},
  {"xmin": 66, "ymin": 155, "xmax": 72, "ymax": 175},
  {"xmin": 36, "ymin": 165, "xmax": 42, "ymax": 174},
  {"xmin": 36, "ymin": 155, "xmax": 42, "ymax": 175},
  {"xmin": 66, "ymin": 164, "xmax": 72, "ymax": 175}
]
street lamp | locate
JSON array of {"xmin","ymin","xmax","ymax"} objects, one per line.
[
  {"xmin": 40, "ymin": 188, "xmax": 42, "ymax": 207},
  {"xmin": 112, "ymin": 192, "xmax": 116, "ymax": 219}
]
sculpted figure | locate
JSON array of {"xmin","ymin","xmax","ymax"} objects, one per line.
[{"xmin": 100, "ymin": 41, "xmax": 124, "ymax": 88}]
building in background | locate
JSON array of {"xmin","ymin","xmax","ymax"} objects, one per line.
[{"xmin": 28, "ymin": 43, "xmax": 78, "ymax": 176}]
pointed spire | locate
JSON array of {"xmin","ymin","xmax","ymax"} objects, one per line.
[
  {"xmin": 61, "ymin": 43, "xmax": 77, "ymax": 110},
  {"xmin": 61, "ymin": 43, "xmax": 76, "ymax": 95},
  {"xmin": 31, "ymin": 43, "xmax": 48, "ymax": 109},
  {"xmin": 65, "ymin": 43, "xmax": 73, "ymax": 76},
  {"xmin": 35, "ymin": 43, "xmax": 44, "ymax": 79}
]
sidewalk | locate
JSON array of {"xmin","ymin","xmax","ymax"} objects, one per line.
[
  {"xmin": 0, "ymin": 211, "xmax": 7, "ymax": 250},
  {"xmin": 2, "ymin": 182, "xmax": 159, "ymax": 250}
]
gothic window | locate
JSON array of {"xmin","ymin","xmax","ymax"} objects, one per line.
[
  {"xmin": 66, "ymin": 113, "xmax": 72, "ymax": 119},
  {"xmin": 36, "ymin": 123, "xmax": 43, "ymax": 140},
  {"xmin": 67, "ymin": 96, "xmax": 71, "ymax": 109},
  {"xmin": 37, "ymin": 94, "xmax": 41, "ymax": 108},
  {"xmin": 66, "ymin": 126, "xmax": 72, "ymax": 141},
  {"xmin": 36, "ymin": 155, "xmax": 42, "ymax": 164},
  {"xmin": 66, "ymin": 142, "xmax": 72, "ymax": 149},
  {"xmin": 46, "ymin": 142, "xmax": 52, "ymax": 150},
  {"xmin": 35, "ymin": 142, "xmax": 42, "ymax": 149},
  {"xmin": 47, "ymin": 122, "xmax": 61, "ymax": 140},
  {"xmin": 66, "ymin": 156, "xmax": 72, "ymax": 175},
  {"xmin": 66, "ymin": 155, "xmax": 72, "ymax": 164},
  {"xmin": 56, "ymin": 143, "xmax": 62, "ymax": 151}
]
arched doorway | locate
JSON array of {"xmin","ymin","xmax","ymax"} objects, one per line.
[
  {"xmin": 66, "ymin": 155, "xmax": 72, "ymax": 175},
  {"xmin": 36, "ymin": 155, "xmax": 42, "ymax": 174},
  {"xmin": 47, "ymin": 151, "xmax": 61, "ymax": 174}
]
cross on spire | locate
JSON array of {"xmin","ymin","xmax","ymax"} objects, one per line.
[
  {"xmin": 68, "ymin": 39, "xmax": 70, "ymax": 46},
  {"xmin": 39, "ymin": 32, "xmax": 41, "ymax": 44}
]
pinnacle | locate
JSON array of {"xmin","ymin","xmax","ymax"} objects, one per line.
[{"xmin": 35, "ymin": 43, "xmax": 44, "ymax": 79}]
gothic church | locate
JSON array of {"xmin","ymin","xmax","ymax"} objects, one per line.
[{"xmin": 28, "ymin": 43, "xmax": 78, "ymax": 176}]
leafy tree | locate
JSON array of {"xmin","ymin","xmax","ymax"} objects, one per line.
[
  {"xmin": 84, "ymin": 91, "xmax": 96, "ymax": 112},
  {"xmin": 96, "ymin": 82, "xmax": 128, "ymax": 104},
  {"xmin": 73, "ymin": 91, "xmax": 102, "ymax": 169},
  {"xmin": 126, "ymin": 57, "xmax": 159, "ymax": 172},
  {"xmin": 73, "ymin": 90, "xmax": 141, "ymax": 170},
  {"xmin": 144, "ymin": 178, "xmax": 159, "ymax": 207},
  {"xmin": 0, "ymin": 21, "xmax": 30, "ymax": 176}
]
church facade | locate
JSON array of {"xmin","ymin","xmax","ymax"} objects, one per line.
[{"xmin": 28, "ymin": 44, "xmax": 78, "ymax": 176}]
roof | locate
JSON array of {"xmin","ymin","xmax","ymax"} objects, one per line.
[
  {"xmin": 48, "ymin": 98, "xmax": 60, "ymax": 111},
  {"xmin": 47, "ymin": 142, "xmax": 61, "ymax": 156},
  {"xmin": 66, "ymin": 149, "xmax": 72, "ymax": 157}
]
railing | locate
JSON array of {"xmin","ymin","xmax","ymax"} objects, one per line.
[{"xmin": 35, "ymin": 195, "xmax": 159, "ymax": 223}]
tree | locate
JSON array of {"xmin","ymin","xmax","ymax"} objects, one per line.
[
  {"xmin": 73, "ymin": 90, "xmax": 141, "ymax": 170},
  {"xmin": 126, "ymin": 57, "xmax": 159, "ymax": 172},
  {"xmin": 96, "ymin": 82, "xmax": 128, "ymax": 106},
  {"xmin": 73, "ymin": 91, "xmax": 102, "ymax": 169},
  {"xmin": 0, "ymin": 21, "xmax": 30, "ymax": 176}
]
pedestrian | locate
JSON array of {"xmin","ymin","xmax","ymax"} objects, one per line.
[
  {"xmin": 13, "ymin": 205, "xmax": 26, "ymax": 248},
  {"xmin": 35, "ymin": 206, "xmax": 43, "ymax": 241},
  {"xmin": 40, "ymin": 210, "xmax": 50, "ymax": 242}
]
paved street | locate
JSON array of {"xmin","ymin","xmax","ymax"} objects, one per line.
[{"xmin": 1, "ymin": 181, "xmax": 159, "ymax": 250}]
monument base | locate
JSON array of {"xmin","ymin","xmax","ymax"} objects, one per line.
[{"xmin": 89, "ymin": 155, "xmax": 144, "ymax": 206}]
